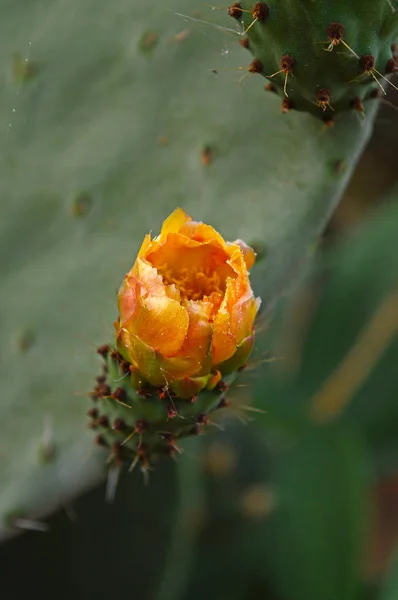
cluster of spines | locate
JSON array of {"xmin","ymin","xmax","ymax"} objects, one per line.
[
  {"xmin": 88, "ymin": 345, "xmax": 233, "ymax": 475},
  {"xmin": 228, "ymin": 2, "xmax": 398, "ymax": 121}
]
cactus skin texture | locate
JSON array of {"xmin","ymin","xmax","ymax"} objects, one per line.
[
  {"xmin": 89, "ymin": 347, "xmax": 235, "ymax": 470},
  {"xmin": 231, "ymin": 0, "xmax": 398, "ymax": 120}
]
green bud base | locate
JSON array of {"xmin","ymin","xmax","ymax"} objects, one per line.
[{"xmin": 88, "ymin": 346, "xmax": 236, "ymax": 473}]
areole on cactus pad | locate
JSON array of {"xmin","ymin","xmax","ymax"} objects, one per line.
[
  {"xmin": 88, "ymin": 209, "xmax": 260, "ymax": 474},
  {"xmin": 230, "ymin": 0, "xmax": 398, "ymax": 120}
]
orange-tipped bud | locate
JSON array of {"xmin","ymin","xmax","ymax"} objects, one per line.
[{"xmin": 115, "ymin": 208, "xmax": 260, "ymax": 398}]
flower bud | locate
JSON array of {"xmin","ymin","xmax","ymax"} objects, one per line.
[{"xmin": 115, "ymin": 208, "xmax": 260, "ymax": 398}]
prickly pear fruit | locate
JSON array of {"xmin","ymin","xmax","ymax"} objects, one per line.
[
  {"xmin": 230, "ymin": 1, "xmax": 398, "ymax": 120},
  {"xmin": 88, "ymin": 209, "xmax": 260, "ymax": 474}
]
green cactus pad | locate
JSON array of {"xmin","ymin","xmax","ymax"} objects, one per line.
[
  {"xmin": 232, "ymin": 0, "xmax": 398, "ymax": 119},
  {"xmin": 0, "ymin": 0, "xmax": 380, "ymax": 541},
  {"xmin": 88, "ymin": 346, "xmax": 235, "ymax": 470}
]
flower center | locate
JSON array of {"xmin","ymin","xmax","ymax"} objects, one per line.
[
  {"xmin": 147, "ymin": 242, "xmax": 237, "ymax": 305},
  {"xmin": 157, "ymin": 264, "xmax": 224, "ymax": 301}
]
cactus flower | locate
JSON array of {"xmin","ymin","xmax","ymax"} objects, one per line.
[{"xmin": 115, "ymin": 208, "xmax": 260, "ymax": 398}]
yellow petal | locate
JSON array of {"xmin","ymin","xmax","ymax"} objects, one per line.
[
  {"xmin": 232, "ymin": 296, "xmax": 261, "ymax": 343},
  {"xmin": 177, "ymin": 300, "xmax": 213, "ymax": 376},
  {"xmin": 146, "ymin": 234, "xmax": 235, "ymax": 301},
  {"xmin": 212, "ymin": 281, "xmax": 237, "ymax": 365},
  {"xmin": 132, "ymin": 294, "xmax": 189, "ymax": 357},
  {"xmin": 179, "ymin": 221, "xmax": 228, "ymax": 249},
  {"xmin": 159, "ymin": 207, "xmax": 192, "ymax": 238},
  {"xmin": 232, "ymin": 239, "xmax": 256, "ymax": 270},
  {"xmin": 136, "ymin": 233, "xmax": 153, "ymax": 260}
]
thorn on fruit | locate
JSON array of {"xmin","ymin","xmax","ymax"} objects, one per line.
[
  {"xmin": 217, "ymin": 396, "xmax": 231, "ymax": 409},
  {"xmin": 136, "ymin": 441, "xmax": 148, "ymax": 455},
  {"xmin": 217, "ymin": 380, "xmax": 229, "ymax": 393},
  {"xmin": 326, "ymin": 22, "xmax": 345, "ymax": 44},
  {"xmin": 370, "ymin": 88, "xmax": 383, "ymax": 99},
  {"xmin": 95, "ymin": 435, "xmax": 108, "ymax": 447},
  {"xmin": 196, "ymin": 414, "xmax": 209, "ymax": 425},
  {"xmin": 135, "ymin": 419, "xmax": 147, "ymax": 433},
  {"xmin": 281, "ymin": 97, "xmax": 294, "ymax": 113},
  {"xmin": 119, "ymin": 360, "xmax": 130, "ymax": 373},
  {"xmin": 315, "ymin": 88, "xmax": 333, "ymax": 112},
  {"xmin": 137, "ymin": 387, "xmax": 151, "ymax": 399},
  {"xmin": 113, "ymin": 418, "xmax": 127, "ymax": 431},
  {"xmin": 227, "ymin": 2, "xmax": 242, "ymax": 19},
  {"xmin": 269, "ymin": 55, "xmax": 295, "ymax": 97},
  {"xmin": 281, "ymin": 55, "xmax": 295, "ymax": 71},
  {"xmin": 249, "ymin": 58, "xmax": 264, "ymax": 74},
  {"xmin": 386, "ymin": 58, "xmax": 398, "ymax": 73},
  {"xmin": 97, "ymin": 344, "xmax": 110, "ymax": 358},
  {"xmin": 113, "ymin": 387, "xmax": 127, "ymax": 402},
  {"xmin": 350, "ymin": 97, "xmax": 364, "ymax": 112},
  {"xmin": 167, "ymin": 403, "xmax": 178, "ymax": 419},
  {"xmin": 112, "ymin": 442, "xmax": 122, "ymax": 454},
  {"xmin": 360, "ymin": 54, "xmax": 375, "ymax": 72},
  {"xmin": 98, "ymin": 415, "xmax": 109, "ymax": 428},
  {"xmin": 240, "ymin": 37, "xmax": 249, "ymax": 49},
  {"xmin": 98, "ymin": 383, "xmax": 111, "ymax": 397},
  {"xmin": 189, "ymin": 424, "xmax": 201, "ymax": 435},
  {"xmin": 252, "ymin": 2, "xmax": 270, "ymax": 22},
  {"xmin": 96, "ymin": 375, "xmax": 106, "ymax": 384},
  {"xmin": 264, "ymin": 82, "xmax": 277, "ymax": 93},
  {"xmin": 87, "ymin": 408, "xmax": 99, "ymax": 419}
]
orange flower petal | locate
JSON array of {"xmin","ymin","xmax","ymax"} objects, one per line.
[
  {"xmin": 118, "ymin": 275, "xmax": 139, "ymax": 325},
  {"xmin": 137, "ymin": 233, "xmax": 153, "ymax": 260},
  {"xmin": 231, "ymin": 239, "xmax": 256, "ymax": 270},
  {"xmin": 178, "ymin": 300, "xmax": 213, "ymax": 376},
  {"xmin": 232, "ymin": 296, "xmax": 261, "ymax": 343},
  {"xmin": 116, "ymin": 208, "xmax": 259, "ymax": 394},
  {"xmin": 179, "ymin": 221, "xmax": 228, "ymax": 249},
  {"xmin": 146, "ymin": 234, "xmax": 235, "ymax": 302},
  {"xmin": 132, "ymin": 294, "xmax": 189, "ymax": 357},
  {"xmin": 159, "ymin": 207, "xmax": 192, "ymax": 238},
  {"xmin": 212, "ymin": 293, "xmax": 237, "ymax": 366}
]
